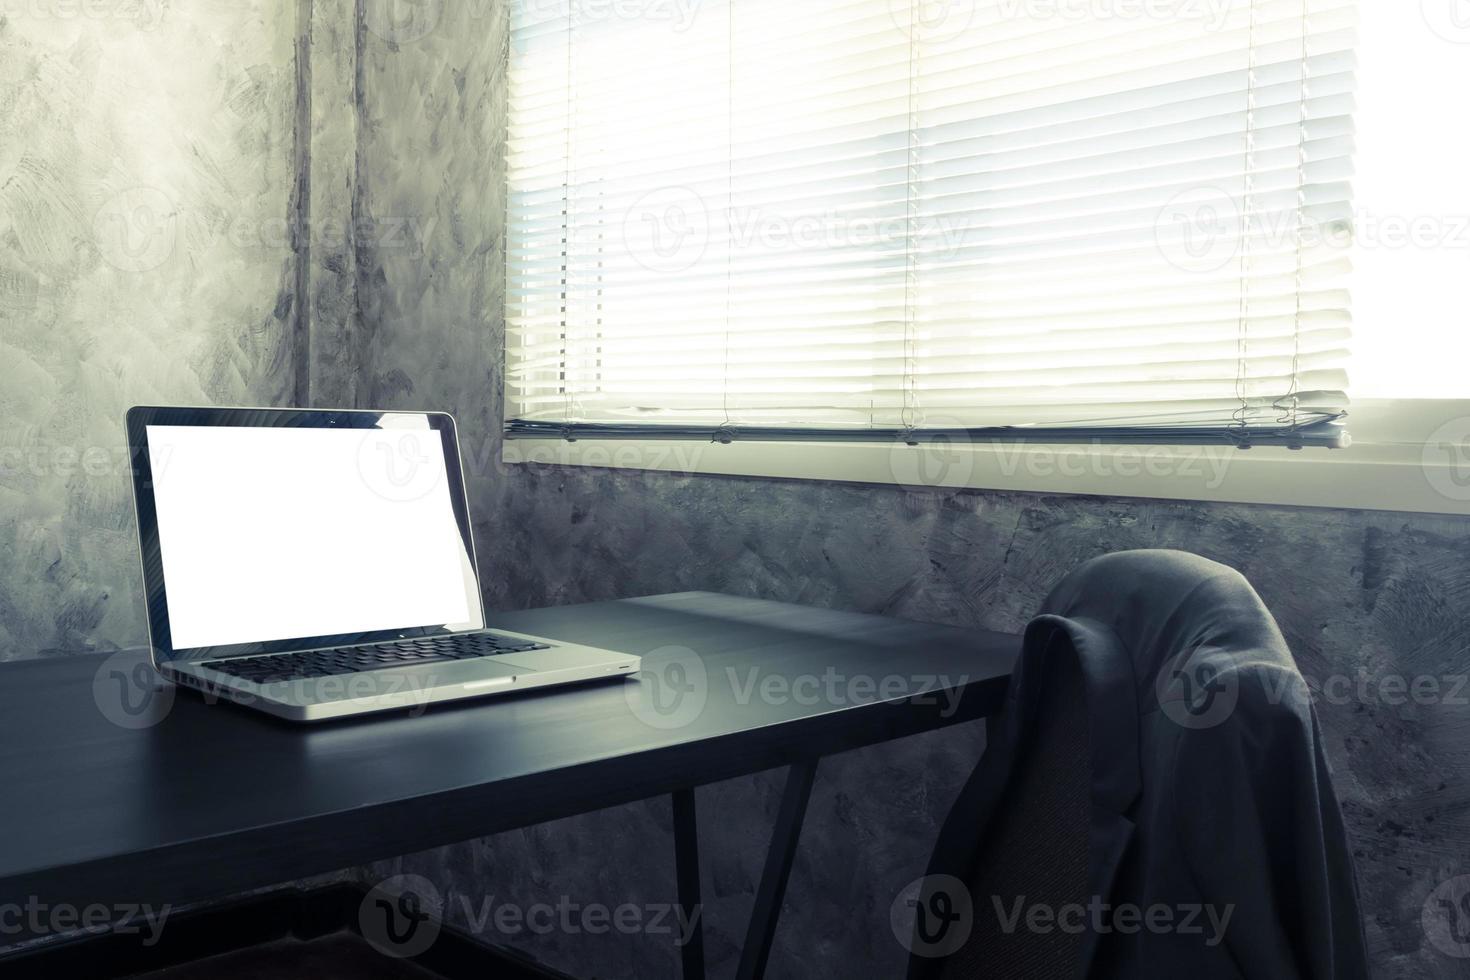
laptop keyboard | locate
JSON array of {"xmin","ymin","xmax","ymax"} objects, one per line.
[{"xmin": 201, "ymin": 633, "xmax": 552, "ymax": 684}]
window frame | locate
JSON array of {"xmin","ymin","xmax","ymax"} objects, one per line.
[
  {"xmin": 503, "ymin": 3, "xmax": 1464, "ymax": 515},
  {"xmin": 501, "ymin": 398, "xmax": 1470, "ymax": 516}
]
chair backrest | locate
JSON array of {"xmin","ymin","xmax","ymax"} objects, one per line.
[{"xmin": 922, "ymin": 637, "xmax": 1091, "ymax": 978}]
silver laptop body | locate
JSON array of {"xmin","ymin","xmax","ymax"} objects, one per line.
[{"xmin": 126, "ymin": 406, "xmax": 639, "ymax": 722}]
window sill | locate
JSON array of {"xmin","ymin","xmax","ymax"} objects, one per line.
[{"xmin": 501, "ymin": 399, "xmax": 1470, "ymax": 516}]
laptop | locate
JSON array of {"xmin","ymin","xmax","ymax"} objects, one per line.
[{"xmin": 125, "ymin": 406, "xmax": 640, "ymax": 722}]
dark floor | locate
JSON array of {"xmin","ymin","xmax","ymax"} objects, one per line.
[{"xmin": 128, "ymin": 933, "xmax": 442, "ymax": 979}]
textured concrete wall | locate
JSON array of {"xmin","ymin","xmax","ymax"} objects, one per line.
[
  {"xmin": 344, "ymin": 8, "xmax": 1470, "ymax": 980},
  {"xmin": 0, "ymin": 1, "xmax": 302, "ymax": 654}
]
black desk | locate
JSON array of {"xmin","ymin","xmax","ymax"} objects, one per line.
[{"xmin": 0, "ymin": 592, "xmax": 1017, "ymax": 979}]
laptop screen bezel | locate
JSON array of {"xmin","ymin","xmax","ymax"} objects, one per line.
[{"xmin": 126, "ymin": 405, "xmax": 487, "ymax": 666}]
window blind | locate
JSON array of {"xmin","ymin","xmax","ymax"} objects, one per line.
[{"xmin": 506, "ymin": 0, "xmax": 1356, "ymax": 448}]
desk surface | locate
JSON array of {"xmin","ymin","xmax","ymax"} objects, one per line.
[{"xmin": 0, "ymin": 592, "xmax": 1017, "ymax": 911}]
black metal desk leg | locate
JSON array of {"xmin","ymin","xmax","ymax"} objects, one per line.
[
  {"xmin": 735, "ymin": 759, "xmax": 819, "ymax": 980},
  {"xmin": 673, "ymin": 787, "xmax": 705, "ymax": 980},
  {"xmin": 986, "ymin": 712, "xmax": 1004, "ymax": 750}
]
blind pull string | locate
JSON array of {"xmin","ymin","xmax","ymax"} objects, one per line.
[
  {"xmin": 900, "ymin": 0, "xmax": 922, "ymax": 443},
  {"xmin": 715, "ymin": 0, "xmax": 735, "ymax": 446},
  {"xmin": 1280, "ymin": 0, "xmax": 1312, "ymax": 432},
  {"xmin": 1233, "ymin": 0, "xmax": 1261, "ymax": 436},
  {"xmin": 560, "ymin": 1, "xmax": 576, "ymax": 431}
]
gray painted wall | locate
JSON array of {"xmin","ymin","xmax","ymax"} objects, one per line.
[
  {"xmin": 3, "ymin": 4, "xmax": 1468, "ymax": 978},
  {"xmin": 0, "ymin": 2, "xmax": 302, "ymax": 654}
]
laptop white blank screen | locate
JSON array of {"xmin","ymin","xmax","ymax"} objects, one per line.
[{"xmin": 146, "ymin": 423, "xmax": 477, "ymax": 650}]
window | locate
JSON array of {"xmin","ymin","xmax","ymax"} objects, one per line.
[
  {"xmin": 507, "ymin": 0, "xmax": 1357, "ymax": 448},
  {"xmin": 1350, "ymin": 0, "xmax": 1470, "ymax": 399},
  {"xmin": 503, "ymin": 2, "xmax": 1469, "ymax": 515}
]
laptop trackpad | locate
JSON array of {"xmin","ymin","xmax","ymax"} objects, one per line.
[{"xmin": 492, "ymin": 648, "xmax": 618, "ymax": 672}]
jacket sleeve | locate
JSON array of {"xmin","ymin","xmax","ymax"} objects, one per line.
[{"xmin": 1171, "ymin": 664, "xmax": 1371, "ymax": 980}]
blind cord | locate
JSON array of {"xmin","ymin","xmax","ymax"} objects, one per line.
[
  {"xmin": 900, "ymin": 0, "xmax": 923, "ymax": 438},
  {"xmin": 560, "ymin": 1, "xmax": 576, "ymax": 425},
  {"xmin": 1233, "ymin": 0, "xmax": 1261, "ymax": 433},
  {"xmin": 1282, "ymin": 0, "xmax": 1312, "ymax": 430},
  {"xmin": 719, "ymin": 0, "xmax": 734, "ymax": 440}
]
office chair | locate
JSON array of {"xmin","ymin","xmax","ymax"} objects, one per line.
[{"xmin": 908, "ymin": 550, "xmax": 1369, "ymax": 979}]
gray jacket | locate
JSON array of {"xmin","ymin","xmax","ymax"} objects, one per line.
[{"xmin": 913, "ymin": 550, "xmax": 1370, "ymax": 979}]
